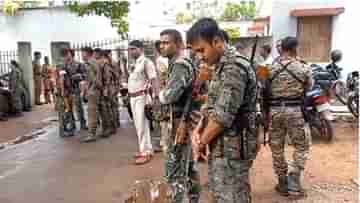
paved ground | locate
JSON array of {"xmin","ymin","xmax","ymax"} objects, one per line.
[{"xmin": 0, "ymin": 106, "xmax": 358, "ymax": 203}]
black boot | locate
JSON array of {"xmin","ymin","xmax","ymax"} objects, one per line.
[
  {"xmin": 80, "ymin": 133, "xmax": 97, "ymax": 143},
  {"xmin": 80, "ymin": 120, "xmax": 88, "ymax": 130},
  {"xmin": 188, "ymin": 195, "xmax": 199, "ymax": 203},
  {"xmin": 275, "ymin": 176, "xmax": 288, "ymax": 196},
  {"xmin": 288, "ymin": 172, "xmax": 305, "ymax": 197}
]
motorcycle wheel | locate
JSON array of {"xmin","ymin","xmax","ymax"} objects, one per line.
[
  {"xmin": 310, "ymin": 114, "xmax": 334, "ymax": 142},
  {"xmin": 320, "ymin": 115, "xmax": 334, "ymax": 142},
  {"xmin": 347, "ymin": 95, "xmax": 359, "ymax": 118}
]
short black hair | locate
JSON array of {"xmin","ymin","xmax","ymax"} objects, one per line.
[
  {"xmin": 10, "ymin": 60, "xmax": 19, "ymax": 68},
  {"xmin": 129, "ymin": 40, "xmax": 144, "ymax": 48},
  {"xmin": 34, "ymin": 51, "xmax": 41, "ymax": 56},
  {"xmin": 81, "ymin": 46, "xmax": 93, "ymax": 54},
  {"xmin": 187, "ymin": 18, "xmax": 222, "ymax": 44},
  {"xmin": 60, "ymin": 48, "xmax": 74, "ymax": 58},
  {"xmin": 155, "ymin": 40, "xmax": 161, "ymax": 53},
  {"xmin": 281, "ymin": 37, "xmax": 298, "ymax": 52},
  {"xmin": 94, "ymin": 48, "xmax": 102, "ymax": 54},
  {"xmin": 261, "ymin": 44, "xmax": 272, "ymax": 54},
  {"xmin": 160, "ymin": 29, "xmax": 183, "ymax": 45},
  {"xmin": 220, "ymin": 29, "xmax": 229, "ymax": 43}
]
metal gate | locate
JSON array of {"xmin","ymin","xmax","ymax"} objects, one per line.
[{"xmin": 0, "ymin": 50, "xmax": 18, "ymax": 88}]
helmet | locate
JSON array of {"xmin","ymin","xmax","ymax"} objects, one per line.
[{"xmin": 330, "ymin": 50, "xmax": 342, "ymax": 63}]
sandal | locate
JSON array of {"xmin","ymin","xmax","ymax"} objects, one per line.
[
  {"xmin": 134, "ymin": 154, "xmax": 152, "ymax": 165},
  {"xmin": 134, "ymin": 152, "xmax": 142, "ymax": 158}
]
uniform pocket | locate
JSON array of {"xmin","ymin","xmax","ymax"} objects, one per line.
[{"xmin": 224, "ymin": 136, "xmax": 241, "ymax": 160}]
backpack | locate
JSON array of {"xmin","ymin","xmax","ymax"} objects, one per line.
[{"xmin": 264, "ymin": 60, "xmax": 306, "ymax": 102}]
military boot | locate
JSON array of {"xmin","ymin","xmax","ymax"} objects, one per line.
[
  {"xmin": 287, "ymin": 172, "xmax": 305, "ymax": 197},
  {"xmin": 80, "ymin": 133, "xmax": 97, "ymax": 143},
  {"xmin": 101, "ymin": 127, "xmax": 113, "ymax": 138},
  {"xmin": 80, "ymin": 120, "xmax": 88, "ymax": 130},
  {"xmin": 275, "ymin": 176, "xmax": 288, "ymax": 196},
  {"xmin": 189, "ymin": 195, "xmax": 200, "ymax": 203}
]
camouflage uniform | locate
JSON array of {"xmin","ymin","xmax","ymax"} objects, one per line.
[
  {"xmin": 9, "ymin": 64, "xmax": 26, "ymax": 113},
  {"xmin": 98, "ymin": 62, "xmax": 115, "ymax": 136},
  {"xmin": 55, "ymin": 64, "xmax": 76, "ymax": 137},
  {"xmin": 266, "ymin": 56, "xmax": 312, "ymax": 195},
  {"xmin": 81, "ymin": 58, "xmax": 100, "ymax": 141},
  {"xmin": 67, "ymin": 61, "xmax": 87, "ymax": 129},
  {"xmin": 110, "ymin": 61, "xmax": 122, "ymax": 129},
  {"xmin": 205, "ymin": 46, "xmax": 258, "ymax": 202},
  {"xmin": 159, "ymin": 56, "xmax": 200, "ymax": 203}
]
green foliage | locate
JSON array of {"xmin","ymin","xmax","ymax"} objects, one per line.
[
  {"xmin": 2, "ymin": 0, "xmax": 21, "ymax": 16},
  {"xmin": 221, "ymin": 3, "xmax": 241, "ymax": 21},
  {"xmin": 175, "ymin": 12, "xmax": 194, "ymax": 24},
  {"xmin": 68, "ymin": 1, "xmax": 130, "ymax": 37},
  {"xmin": 223, "ymin": 27, "xmax": 240, "ymax": 43},
  {"xmin": 220, "ymin": 2, "xmax": 256, "ymax": 21}
]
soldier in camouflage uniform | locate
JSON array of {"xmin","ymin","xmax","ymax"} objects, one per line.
[
  {"xmin": 65, "ymin": 50, "xmax": 88, "ymax": 130},
  {"xmin": 264, "ymin": 37, "xmax": 312, "ymax": 197},
  {"xmin": 80, "ymin": 47, "xmax": 100, "ymax": 142},
  {"xmin": 188, "ymin": 18, "xmax": 258, "ymax": 203},
  {"xmin": 105, "ymin": 50, "xmax": 122, "ymax": 129},
  {"xmin": 97, "ymin": 51, "xmax": 116, "ymax": 137},
  {"xmin": 9, "ymin": 60, "xmax": 26, "ymax": 116},
  {"xmin": 102, "ymin": 51, "xmax": 118, "ymax": 135},
  {"xmin": 158, "ymin": 29, "xmax": 200, "ymax": 203},
  {"xmin": 55, "ymin": 49, "xmax": 77, "ymax": 137}
]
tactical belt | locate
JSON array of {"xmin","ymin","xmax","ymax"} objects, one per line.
[
  {"xmin": 129, "ymin": 90, "xmax": 146, "ymax": 98},
  {"xmin": 269, "ymin": 101, "xmax": 302, "ymax": 107}
]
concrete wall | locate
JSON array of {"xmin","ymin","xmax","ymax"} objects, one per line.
[
  {"xmin": 271, "ymin": 0, "xmax": 358, "ymax": 77},
  {"xmin": 0, "ymin": 7, "xmax": 119, "ymax": 62}
]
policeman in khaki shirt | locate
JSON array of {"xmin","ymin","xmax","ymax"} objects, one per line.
[{"xmin": 128, "ymin": 40, "xmax": 159, "ymax": 165}]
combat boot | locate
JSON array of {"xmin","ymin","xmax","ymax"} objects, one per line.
[
  {"xmin": 275, "ymin": 176, "xmax": 288, "ymax": 196},
  {"xmin": 101, "ymin": 128, "xmax": 113, "ymax": 138},
  {"xmin": 287, "ymin": 172, "xmax": 305, "ymax": 197},
  {"xmin": 80, "ymin": 120, "xmax": 88, "ymax": 130},
  {"xmin": 189, "ymin": 195, "xmax": 200, "ymax": 203},
  {"xmin": 80, "ymin": 133, "xmax": 97, "ymax": 143}
]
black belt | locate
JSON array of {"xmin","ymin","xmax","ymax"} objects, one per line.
[{"xmin": 269, "ymin": 101, "xmax": 302, "ymax": 107}]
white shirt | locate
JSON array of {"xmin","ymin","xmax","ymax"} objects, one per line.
[
  {"xmin": 261, "ymin": 55, "xmax": 275, "ymax": 66},
  {"xmin": 156, "ymin": 56, "xmax": 168, "ymax": 74},
  {"xmin": 128, "ymin": 54, "xmax": 157, "ymax": 93}
]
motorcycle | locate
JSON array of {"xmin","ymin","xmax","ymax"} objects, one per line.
[
  {"xmin": 305, "ymin": 85, "xmax": 335, "ymax": 142},
  {"xmin": 311, "ymin": 63, "xmax": 347, "ymax": 105},
  {"xmin": 346, "ymin": 71, "xmax": 359, "ymax": 117}
]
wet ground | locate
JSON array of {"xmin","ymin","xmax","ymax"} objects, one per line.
[{"xmin": 0, "ymin": 105, "xmax": 358, "ymax": 203}]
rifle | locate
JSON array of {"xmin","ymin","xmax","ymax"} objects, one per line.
[
  {"xmin": 250, "ymin": 35, "xmax": 259, "ymax": 69},
  {"xmin": 174, "ymin": 89, "xmax": 193, "ymax": 145}
]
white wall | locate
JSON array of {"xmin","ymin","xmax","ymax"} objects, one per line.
[
  {"xmin": 0, "ymin": 8, "xmax": 119, "ymax": 60},
  {"xmin": 271, "ymin": 0, "xmax": 357, "ymax": 77}
]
